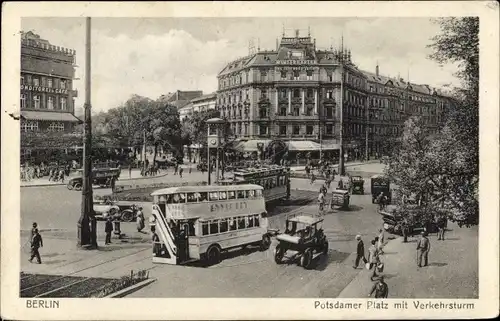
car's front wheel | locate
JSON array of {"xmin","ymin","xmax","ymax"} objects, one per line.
[{"xmin": 274, "ymin": 244, "xmax": 284, "ymax": 264}]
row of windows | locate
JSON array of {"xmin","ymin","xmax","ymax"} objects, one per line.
[
  {"xmin": 229, "ymin": 122, "xmax": 249, "ymax": 135},
  {"xmin": 20, "ymin": 121, "xmax": 65, "ymax": 132},
  {"xmin": 20, "ymin": 94, "xmax": 67, "ymax": 110},
  {"xmin": 201, "ymin": 214, "xmax": 261, "ymax": 236},
  {"xmin": 156, "ymin": 189, "xmax": 263, "ymax": 204},
  {"xmin": 239, "ymin": 175, "xmax": 287, "ymax": 190},
  {"xmin": 21, "ymin": 75, "xmax": 69, "ymax": 89}
]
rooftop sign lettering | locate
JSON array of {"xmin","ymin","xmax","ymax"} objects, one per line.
[
  {"xmin": 21, "ymin": 85, "xmax": 68, "ymax": 95},
  {"xmin": 276, "ymin": 60, "xmax": 315, "ymax": 65}
]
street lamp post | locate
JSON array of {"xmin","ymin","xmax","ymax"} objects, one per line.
[
  {"xmin": 339, "ymin": 36, "xmax": 346, "ymax": 176},
  {"xmin": 77, "ymin": 17, "xmax": 97, "ymax": 249}
]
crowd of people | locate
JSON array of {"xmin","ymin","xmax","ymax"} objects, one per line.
[{"xmin": 21, "ymin": 163, "xmax": 72, "ymax": 182}]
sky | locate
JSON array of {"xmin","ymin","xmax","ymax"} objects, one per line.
[{"xmin": 21, "ymin": 17, "xmax": 460, "ymax": 114}]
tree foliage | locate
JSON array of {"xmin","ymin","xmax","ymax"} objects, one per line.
[
  {"xmin": 92, "ymin": 95, "xmax": 183, "ymax": 163},
  {"xmin": 386, "ymin": 17, "xmax": 479, "ymax": 227}
]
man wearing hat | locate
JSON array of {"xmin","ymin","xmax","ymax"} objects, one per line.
[
  {"xmin": 353, "ymin": 235, "xmax": 368, "ymax": 269},
  {"xmin": 369, "ymin": 276, "xmax": 389, "ymax": 298},
  {"xmin": 416, "ymin": 231, "xmax": 431, "ymax": 267}
]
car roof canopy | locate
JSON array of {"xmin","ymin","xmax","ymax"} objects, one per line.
[{"xmin": 287, "ymin": 215, "xmax": 323, "ymax": 225}]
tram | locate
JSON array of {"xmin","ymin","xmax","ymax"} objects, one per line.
[{"xmin": 219, "ymin": 165, "xmax": 291, "ymax": 203}]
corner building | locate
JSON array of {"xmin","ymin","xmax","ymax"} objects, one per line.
[
  {"xmin": 20, "ymin": 31, "xmax": 80, "ymax": 162},
  {"xmin": 217, "ymin": 30, "xmax": 453, "ymax": 162}
]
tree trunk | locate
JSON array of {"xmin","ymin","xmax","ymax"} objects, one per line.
[{"xmin": 153, "ymin": 144, "xmax": 158, "ymax": 164}]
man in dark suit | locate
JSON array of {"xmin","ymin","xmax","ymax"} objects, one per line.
[
  {"xmin": 29, "ymin": 229, "xmax": 43, "ymax": 264},
  {"xmin": 105, "ymin": 217, "xmax": 113, "ymax": 244},
  {"xmin": 353, "ymin": 235, "xmax": 368, "ymax": 269}
]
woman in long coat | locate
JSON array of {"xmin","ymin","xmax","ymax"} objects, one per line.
[{"xmin": 136, "ymin": 207, "xmax": 145, "ymax": 232}]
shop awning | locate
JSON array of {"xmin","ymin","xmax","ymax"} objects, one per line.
[
  {"xmin": 21, "ymin": 111, "xmax": 81, "ymax": 122},
  {"xmin": 234, "ymin": 139, "xmax": 272, "ymax": 152},
  {"xmin": 287, "ymin": 140, "xmax": 321, "ymax": 151},
  {"xmin": 320, "ymin": 142, "xmax": 341, "ymax": 150}
]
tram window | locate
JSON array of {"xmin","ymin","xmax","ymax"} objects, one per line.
[
  {"xmin": 187, "ymin": 193, "xmax": 197, "ymax": 203},
  {"xmin": 201, "ymin": 221, "xmax": 209, "ymax": 236},
  {"xmin": 210, "ymin": 220, "xmax": 219, "ymax": 234},
  {"xmin": 237, "ymin": 190, "xmax": 247, "ymax": 199},
  {"xmin": 198, "ymin": 192, "xmax": 208, "ymax": 202},
  {"xmin": 219, "ymin": 191, "xmax": 227, "ymax": 200},
  {"xmin": 249, "ymin": 190, "xmax": 256, "ymax": 198},
  {"xmin": 271, "ymin": 178, "xmax": 277, "ymax": 188},
  {"xmin": 279, "ymin": 176, "xmax": 285, "ymax": 186},
  {"xmin": 229, "ymin": 218, "xmax": 237, "ymax": 231},
  {"xmin": 254, "ymin": 215, "xmax": 260, "ymax": 227},
  {"xmin": 220, "ymin": 219, "xmax": 228, "ymax": 233},
  {"xmin": 172, "ymin": 194, "xmax": 181, "ymax": 204},
  {"xmin": 256, "ymin": 190, "xmax": 263, "ymax": 197},
  {"xmin": 209, "ymin": 192, "xmax": 219, "ymax": 201},
  {"xmin": 247, "ymin": 215, "xmax": 254, "ymax": 228},
  {"xmin": 255, "ymin": 179, "xmax": 261, "ymax": 186},
  {"xmin": 238, "ymin": 217, "xmax": 246, "ymax": 229},
  {"xmin": 228, "ymin": 191, "xmax": 236, "ymax": 200}
]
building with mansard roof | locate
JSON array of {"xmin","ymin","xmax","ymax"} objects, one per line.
[{"xmin": 217, "ymin": 29, "xmax": 455, "ymax": 162}]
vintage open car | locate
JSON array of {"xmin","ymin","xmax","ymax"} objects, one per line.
[
  {"xmin": 93, "ymin": 199, "xmax": 139, "ymax": 222},
  {"xmin": 330, "ymin": 189, "xmax": 350, "ymax": 210},
  {"xmin": 274, "ymin": 215, "xmax": 329, "ymax": 269},
  {"xmin": 350, "ymin": 176, "xmax": 365, "ymax": 194}
]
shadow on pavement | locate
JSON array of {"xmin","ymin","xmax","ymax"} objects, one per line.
[
  {"xmin": 343, "ymin": 205, "xmax": 364, "ymax": 212},
  {"xmin": 440, "ymin": 237, "xmax": 460, "ymax": 241},
  {"xmin": 312, "ymin": 250, "xmax": 351, "ymax": 271},
  {"xmin": 43, "ymin": 259, "xmax": 66, "ymax": 265},
  {"xmin": 43, "ymin": 253, "xmax": 60, "ymax": 258},
  {"xmin": 428, "ymin": 262, "xmax": 448, "ymax": 267}
]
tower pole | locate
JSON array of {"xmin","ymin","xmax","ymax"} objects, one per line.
[{"xmin": 77, "ymin": 17, "xmax": 95, "ymax": 248}]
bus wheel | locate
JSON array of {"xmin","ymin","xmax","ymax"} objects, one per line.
[
  {"xmin": 206, "ymin": 245, "xmax": 221, "ymax": 266},
  {"xmin": 301, "ymin": 249, "xmax": 313, "ymax": 269},
  {"xmin": 322, "ymin": 240, "xmax": 329, "ymax": 255},
  {"xmin": 74, "ymin": 183, "xmax": 82, "ymax": 191},
  {"xmin": 260, "ymin": 234, "xmax": 271, "ymax": 251}
]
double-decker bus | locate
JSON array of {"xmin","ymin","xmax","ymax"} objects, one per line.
[
  {"xmin": 219, "ymin": 165, "xmax": 290, "ymax": 203},
  {"xmin": 150, "ymin": 184, "xmax": 272, "ymax": 265}
]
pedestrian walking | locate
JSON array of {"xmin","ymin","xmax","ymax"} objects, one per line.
[
  {"xmin": 31, "ymin": 222, "xmax": 38, "ymax": 239},
  {"xmin": 310, "ymin": 172, "xmax": 316, "ymax": 184},
  {"xmin": 29, "ymin": 228, "xmax": 43, "ymax": 264},
  {"xmin": 179, "ymin": 166, "xmax": 184, "ymax": 178},
  {"xmin": 369, "ymin": 276, "xmax": 389, "ymax": 298},
  {"xmin": 151, "ymin": 227, "xmax": 161, "ymax": 257},
  {"xmin": 377, "ymin": 228, "xmax": 385, "ymax": 254},
  {"xmin": 318, "ymin": 190, "xmax": 325, "ymax": 215},
  {"xmin": 105, "ymin": 217, "xmax": 113, "ymax": 244},
  {"xmin": 128, "ymin": 163, "xmax": 132, "ymax": 178},
  {"xmin": 353, "ymin": 235, "xmax": 368, "ymax": 269},
  {"xmin": 401, "ymin": 218, "xmax": 409, "ymax": 243},
  {"xmin": 136, "ymin": 207, "xmax": 145, "ymax": 232},
  {"xmin": 174, "ymin": 164, "xmax": 178, "ymax": 175},
  {"xmin": 110, "ymin": 177, "xmax": 116, "ymax": 193},
  {"xmin": 189, "ymin": 165, "xmax": 192, "ymax": 174},
  {"xmin": 305, "ymin": 165, "xmax": 310, "ymax": 178},
  {"xmin": 416, "ymin": 231, "xmax": 430, "ymax": 267},
  {"xmin": 368, "ymin": 239, "xmax": 380, "ymax": 278},
  {"xmin": 437, "ymin": 216, "xmax": 447, "ymax": 240}
]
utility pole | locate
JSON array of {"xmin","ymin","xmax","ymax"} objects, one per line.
[
  {"xmin": 77, "ymin": 17, "xmax": 96, "ymax": 249},
  {"xmin": 339, "ymin": 34, "xmax": 346, "ymax": 176},
  {"xmin": 365, "ymin": 91, "xmax": 369, "ymax": 161}
]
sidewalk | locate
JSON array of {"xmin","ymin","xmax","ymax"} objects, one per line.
[
  {"xmin": 21, "ymin": 169, "xmax": 166, "ymax": 187},
  {"xmin": 337, "ymin": 222, "xmax": 478, "ymax": 298},
  {"xmin": 20, "ymin": 224, "xmax": 153, "ymax": 279},
  {"xmin": 290, "ymin": 160, "xmax": 381, "ymax": 171}
]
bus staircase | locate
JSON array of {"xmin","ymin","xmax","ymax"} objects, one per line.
[{"xmin": 152, "ymin": 204, "xmax": 177, "ymax": 265}]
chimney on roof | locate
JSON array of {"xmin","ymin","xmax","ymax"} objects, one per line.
[
  {"xmin": 313, "ymin": 38, "xmax": 316, "ymax": 49},
  {"xmin": 376, "ymin": 64, "xmax": 379, "ymax": 77}
]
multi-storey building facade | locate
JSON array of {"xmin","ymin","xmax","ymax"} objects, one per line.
[
  {"xmin": 179, "ymin": 93, "xmax": 217, "ymax": 120},
  {"xmin": 216, "ymin": 29, "xmax": 453, "ymax": 160},
  {"xmin": 20, "ymin": 31, "xmax": 80, "ymax": 162}
]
